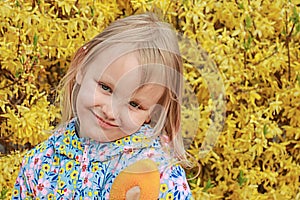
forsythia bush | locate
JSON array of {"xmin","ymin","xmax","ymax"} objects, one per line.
[{"xmin": 0, "ymin": 0, "xmax": 299, "ymax": 199}]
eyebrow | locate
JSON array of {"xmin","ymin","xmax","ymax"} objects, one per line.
[
  {"xmin": 98, "ymin": 74, "xmax": 115, "ymax": 87},
  {"xmin": 132, "ymin": 87, "xmax": 161, "ymax": 106}
]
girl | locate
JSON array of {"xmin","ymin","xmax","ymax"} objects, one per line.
[{"xmin": 12, "ymin": 13, "xmax": 192, "ymax": 199}]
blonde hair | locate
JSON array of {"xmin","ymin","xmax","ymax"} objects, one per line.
[{"xmin": 58, "ymin": 13, "xmax": 191, "ymax": 167}]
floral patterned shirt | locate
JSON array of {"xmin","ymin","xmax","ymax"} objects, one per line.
[{"xmin": 12, "ymin": 119, "xmax": 192, "ymax": 199}]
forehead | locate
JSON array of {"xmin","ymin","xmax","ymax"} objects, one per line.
[
  {"xmin": 101, "ymin": 52, "xmax": 142, "ymax": 97},
  {"xmin": 133, "ymin": 84, "xmax": 166, "ymax": 106},
  {"xmin": 103, "ymin": 52, "xmax": 140, "ymax": 83}
]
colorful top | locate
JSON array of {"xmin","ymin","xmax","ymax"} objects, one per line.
[{"xmin": 12, "ymin": 119, "xmax": 192, "ymax": 200}]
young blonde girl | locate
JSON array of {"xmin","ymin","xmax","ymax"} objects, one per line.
[{"xmin": 12, "ymin": 13, "xmax": 192, "ymax": 199}]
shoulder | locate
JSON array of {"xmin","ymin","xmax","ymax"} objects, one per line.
[
  {"xmin": 21, "ymin": 138, "xmax": 54, "ymax": 168},
  {"xmin": 159, "ymin": 164, "xmax": 192, "ymax": 200},
  {"xmin": 21, "ymin": 124, "xmax": 67, "ymax": 167}
]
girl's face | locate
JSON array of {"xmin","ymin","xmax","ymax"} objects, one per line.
[{"xmin": 75, "ymin": 52, "xmax": 165, "ymax": 142}]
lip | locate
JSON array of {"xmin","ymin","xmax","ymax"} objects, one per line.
[{"xmin": 92, "ymin": 112, "xmax": 118, "ymax": 129}]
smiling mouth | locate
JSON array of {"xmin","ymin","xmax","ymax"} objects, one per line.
[{"xmin": 92, "ymin": 111, "xmax": 118, "ymax": 129}]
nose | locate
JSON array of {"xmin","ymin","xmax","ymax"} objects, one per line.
[{"xmin": 101, "ymin": 103, "xmax": 117, "ymax": 120}]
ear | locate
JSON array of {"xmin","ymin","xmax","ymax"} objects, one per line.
[{"xmin": 75, "ymin": 70, "xmax": 83, "ymax": 85}]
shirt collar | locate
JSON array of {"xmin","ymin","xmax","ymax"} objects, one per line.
[{"xmin": 54, "ymin": 118, "xmax": 161, "ymax": 162}]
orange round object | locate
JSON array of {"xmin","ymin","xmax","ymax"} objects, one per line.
[{"xmin": 109, "ymin": 159, "xmax": 160, "ymax": 200}]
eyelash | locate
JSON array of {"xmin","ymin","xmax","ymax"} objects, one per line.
[
  {"xmin": 98, "ymin": 82, "xmax": 143, "ymax": 110},
  {"xmin": 98, "ymin": 82, "xmax": 112, "ymax": 93},
  {"xmin": 129, "ymin": 101, "xmax": 141, "ymax": 109}
]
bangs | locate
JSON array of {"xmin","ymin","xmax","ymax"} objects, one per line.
[{"xmin": 137, "ymin": 47, "xmax": 182, "ymax": 102}]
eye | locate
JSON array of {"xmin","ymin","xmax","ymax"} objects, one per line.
[
  {"xmin": 98, "ymin": 82, "xmax": 112, "ymax": 93},
  {"xmin": 129, "ymin": 101, "xmax": 141, "ymax": 109}
]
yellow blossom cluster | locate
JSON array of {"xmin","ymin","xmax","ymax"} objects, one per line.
[{"xmin": 0, "ymin": 0, "xmax": 299, "ymax": 199}]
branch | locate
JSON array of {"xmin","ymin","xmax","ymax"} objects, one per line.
[{"xmin": 252, "ymin": 50, "xmax": 278, "ymax": 66}]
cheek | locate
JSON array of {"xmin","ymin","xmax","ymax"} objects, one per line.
[
  {"xmin": 75, "ymin": 93, "xmax": 88, "ymax": 118},
  {"xmin": 122, "ymin": 111, "xmax": 147, "ymax": 128},
  {"xmin": 77, "ymin": 83, "xmax": 98, "ymax": 104},
  {"xmin": 76, "ymin": 90, "xmax": 91, "ymax": 107}
]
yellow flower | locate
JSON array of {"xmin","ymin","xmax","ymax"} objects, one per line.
[
  {"xmin": 64, "ymin": 130, "xmax": 70, "ymax": 136},
  {"xmin": 57, "ymin": 189, "xmax": 64, "ymax": 195},
  {"xmin": 88, "ymin": 191, "xmax": 93, "ymax": 196},
  {"xmin": 27, "ymin": 150, "xmax": 35, "ymax": 157},
  {"xmin": 166, "ymin": 193, "xmax": 174, "ymax": 200},
  {"xmin": 34, "ymin": 143, "xmax": 40, "ymax": 152},
  {"xmin": 12, "ymin": 189, "xmax": 18, "ymax": 196},
  {"xmin": 67, "ymin": 152, "xmax": 74, "ymax": 159},
  {"xmin": 59, "ymin": 168, "xmax": 65, "ymax": 174},
  {"xmin": 160, "ymin": 183, "xmax": 168, "ymax": 193},
  {"xmin": 42, "ymin": 164, "xmax": 50, "ymax": 172},
  {"xmin": 39, "ymin": 171, "xmax": 44, "ymax": 179},
  {"xmin": 132, "ymin": 136, "xmax": 141, "ymax": 143},
  {"xmin": 53, "ymin": 156, "xmax": 60, "ymax": 165},
  {"xmin": 72, "ymin": 140, "xmax": 77, "ymax": 148},
  {"xmin": 36, "ymin": 143, "xmax": 46, "ymax": 151},
  {"xmin": 92, "ymin": 164, "xmax": 99, "ymax": 172},
  {"xmin": 78, "ymin": 141, "xmax": 83, "ymax": 151},
  {"xmin": 58, "ymin": 180, "xmax": 65, "ymax": 189},
  {"xmin": 47, "ymin": 193, "xmax": 54, "ymax": 200},
  {"xmin": 70, "ymin": 129, "xmax": 76, "ymax": 136},
  {"xmin": 24, "ymin": 157, "xmax": 30, "ymax": 165},
  {"xmin": 66, "ymin": 161, "xmax": 74, "ymax": 171},
  {"xmin": 39, "ymin": 144, "xmax": 46, "ymax": 152},
  {"xmin": 124, "ymin": 136, "xmax": 130, "ymax": 142},
  {"xmin": 115, "ymin": 139, "xmax": 123, "ymax": 146},
  {"xmin": 25, "ymin": 192, "xmax": 32, "ymax": 197},
  {"xmin": 70, "ymin": 170, "xmax": 78, "ymax": 179},
  {"xmin": 58, "ymin": 145, "xmax": 66, "ymax": 151},
  {"xmin": 63, "ymin": 137, "xmax": 70, "ymax": 145}
]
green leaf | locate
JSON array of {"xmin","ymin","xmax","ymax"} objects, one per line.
[
  {"xmin": 203, "ymin": 178, "xmax": 214, "ymax": 192},
  {"xmin": 245, "ymin": 15, "xmax": 252, "ymax": 29},
  {"xmin": 15, "ymin": 0, "xmax": 20, "ymax": 7},
  {"xmin": 263, "ymin": 124, "xmax": 268, "ymax": 135},
  {"xmin": 296, "ymin": 23, "xmax": 300, "ymax": 34},
  {"xmin": 296, "ymin": 74, "xmax": 300, "ymax": 86},
  {"xmin": 33, "ymin": 33, "xmax": 38, "ymax": 50},
  {"xmin": 15, "ymin": 68, "xmax": 23, "ymax": 78},
  {"xmin": 0, "ymin": 187, "xmax": 8, "ymax": 199},
  {"xmin": 238, "ymin": 170, "xmax": 248, "ymax": 186},
  {"xmin": 19, "ymin": 55, "xmax": 25, "ymax": 65},
  {"xmin": 90, "ymin": 6, "xmax": 95, "ymax": 17},
  {"xmin": 238, "ymin": 3, "xmax": 244, "ymax": 10},
  {"xmin": 243, "ymin": 36, "xmax": 253, "ymax": 50},
  {"xmin": 32, "ymin": 55, "xmax": 39, "ymax": 65},
  {"xmin": 290, "ymin": 7, "xmax": 299, "ymax": 24},
  {"xmin": 186, "ymin": 173, "xmax": 197, "ymax": 185}
]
